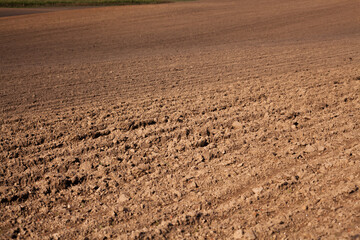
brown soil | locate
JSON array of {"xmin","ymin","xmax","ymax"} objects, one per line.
[{"xmin": 1, "ymin": 0, "xmax": 359, "ymax": 239}]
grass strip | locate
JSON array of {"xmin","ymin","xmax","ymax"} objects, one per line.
[{"xmin": 0, "ymin": 0, "xmax": 187, "ymax": 7}]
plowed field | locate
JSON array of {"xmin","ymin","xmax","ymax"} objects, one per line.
[{"xmin": 1, "ymin": 0, "xmax": 359, "ymax": 239}]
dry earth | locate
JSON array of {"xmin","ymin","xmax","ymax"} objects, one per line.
[{"xmin": 1, "ymin": 0, "xmax": 360, "ymax": 239}]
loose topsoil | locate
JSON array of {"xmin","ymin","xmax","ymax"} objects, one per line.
[{"xmin": 0, "ymin": 0, "xmax": 359, "ymax": 239}]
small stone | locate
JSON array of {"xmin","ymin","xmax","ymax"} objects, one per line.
[
  {"xmin": 118, "ymin": 193, "xmax": 130, "ymax": 203},
  {"xmin": 51, "ymin": 233, "xmax": 61, "ymax": 240},
  {"xmin": 195, "ymin": 153, "xmax": 205, "ymax": 162},
  {"xmin": 244, "ymin": 230, "xmax": 257, "ymax": 239},
  {"xmin": 232, "ymin": 121, "xmax": 242, "ymax": 129},
  {"xmin": 304, "ymin": 145, "xmax": 316, "ymax": 153},
  {"xmin": 233, "ymin": 229, "xmax": 244, "ymax": 239},
  {"xmin": 203, "ymin": 151, "xmax": 213, "ymax": 160},
  {"xmin": 252, "ymin": 187, "xmax": 263, "ymax": 196},
  {"xmin": 318, "ymin": 146, "xmax": 325, "ymax": 151}
]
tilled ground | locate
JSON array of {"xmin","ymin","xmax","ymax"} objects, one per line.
[{"xmin": 0, "ymin": 0, "xmax": 360, "ymax": 239}]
